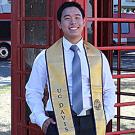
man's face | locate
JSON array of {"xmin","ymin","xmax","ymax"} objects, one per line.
[{"xmin": 57, "ymin": 7, "xmax": 85, "ymax": 41}]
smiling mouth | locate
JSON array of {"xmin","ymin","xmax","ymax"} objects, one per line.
[{"xmin": 69, "ymin": 27, "xmax": 79, "ymax": 30}]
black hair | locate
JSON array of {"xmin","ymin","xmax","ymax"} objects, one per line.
[{"xmin": 57, "ymin": 2, "xmax": 85, "ymax": 22}]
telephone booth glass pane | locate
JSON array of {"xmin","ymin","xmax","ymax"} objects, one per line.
[
  {"xmin": 87, "ymin": 0, "xmax": 93, "ymax": 17},
  {"xmin": 25, "ymin": 21, "xmax": 48, "ymax": 45},
  {"xmin": 25, "ymin": 0, "xmax": 54, "ymax": 17}
]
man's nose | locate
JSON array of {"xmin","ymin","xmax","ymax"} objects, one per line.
[{"xmin": 70, "ymin": 18, "xmax": 77, "ymax": 24}]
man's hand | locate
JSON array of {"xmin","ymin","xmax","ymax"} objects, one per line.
[{"xmin": 42, "ymin": 118, "xmax": 56, "ymax": 134}]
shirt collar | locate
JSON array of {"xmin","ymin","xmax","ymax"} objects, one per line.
[{"xmin": 62, "ymin": 37, "xmax": 84, "ymax": 52}]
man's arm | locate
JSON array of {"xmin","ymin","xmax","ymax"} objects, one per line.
[
  {"xmin": 25, "ymin": 50, "xmax": 49, "ymax": 128},
  {"xmin": 102, "ymin": 53, "xmax": 116, "ymax": 124}
]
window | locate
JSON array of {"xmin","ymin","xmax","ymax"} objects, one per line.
[
  {"xmin": 113, "ymin": 23, "xmax": 129, "ymax": 34},
  {"xmin": 0, "ymin": 21, "xmax": 11, "ymax": 40}
]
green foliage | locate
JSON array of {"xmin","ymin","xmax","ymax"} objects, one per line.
[{"xmin": 0, "ymin": 85, "xmax": 11, "ymax": 94}]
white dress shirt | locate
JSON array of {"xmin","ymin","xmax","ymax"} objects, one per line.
[{"xmin": 25, "ymin": 37, "xmax": 116, "ymax": 128}]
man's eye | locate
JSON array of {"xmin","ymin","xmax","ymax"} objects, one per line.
[
  {"xmin": 65, "ymin": 17, "xmax": 70, "ymax": 20},
  {"xmin": 76, "ymin": 16, "xmax": 81, "ymax": 19}
]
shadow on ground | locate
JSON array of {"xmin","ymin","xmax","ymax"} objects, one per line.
[
  {"xmin": 0, "ymin": 131, "xmax": 10, "ymax": 135},
  {"xmin": 0, "ymin": 61, "xmax": 11, "ymax": 78}
]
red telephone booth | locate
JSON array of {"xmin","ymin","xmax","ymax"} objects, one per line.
[{"xmin": 12, "ymin": 0, "xmax": 135, "ymax": 135}]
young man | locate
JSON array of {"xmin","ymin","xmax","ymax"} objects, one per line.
[{"xmin": 25, "ymin": 2, "xmax": 116, "ymax": 135}]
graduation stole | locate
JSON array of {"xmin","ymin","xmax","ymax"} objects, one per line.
[{"xmin": 45, "ymin": 38, "xmax": 106, "ymax": 135}]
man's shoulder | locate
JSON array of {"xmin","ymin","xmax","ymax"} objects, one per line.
[
  {"xmin": 83, "ymin": 40, "xmax": 101, "ymax": 54},
  {"xmin": 37, "ymin": 49, "xmax": 46, "ymax": 57},
  {"xmin": 46, "ymin": 38, "xmax": 62, "ymax": 52},
  {"xmin": 83, "ymin": 40, "xmax": 96, "ymax": 49},
  {"xmin": 34, "ymin": 49, "xmax": 46, "ymax": 62}
]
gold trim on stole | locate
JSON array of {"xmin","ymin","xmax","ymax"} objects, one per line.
[
  {"xmin": 84, "ymin": 41, "xmax": 106, "ymax": 135},
  {"xmin": 46, "ymin": 39, "xmax": 75, "ymax": 135},
  {"xmin": 46, "ymin": 39, "xmax": 106, "ymax": 135}
]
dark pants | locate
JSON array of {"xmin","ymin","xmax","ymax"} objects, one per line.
[{"xmin": 46, "ymin": 110, "xmax": 96, "ymax": 135}]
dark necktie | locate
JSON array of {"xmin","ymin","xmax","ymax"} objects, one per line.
[{"xmin": 70, "ymin": 45, "xmax": 83, "ymax": 115}]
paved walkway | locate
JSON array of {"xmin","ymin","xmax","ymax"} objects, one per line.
[{"xmin": 0, "ymin": 61, "xmax": 11, "ymax": 135}]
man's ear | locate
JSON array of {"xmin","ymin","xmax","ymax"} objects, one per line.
[{"xmin": 57, "ymin": 20, "xmax": 62, "ymax": 29}]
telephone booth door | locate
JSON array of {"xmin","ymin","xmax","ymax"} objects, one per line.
[
  {"xmin": 12, "ymin": 0, "xmax": 61, "ymax": 135},
  {"xmin": 12, "ymin": 0, "xmax": 135, "ymax": 135}
]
